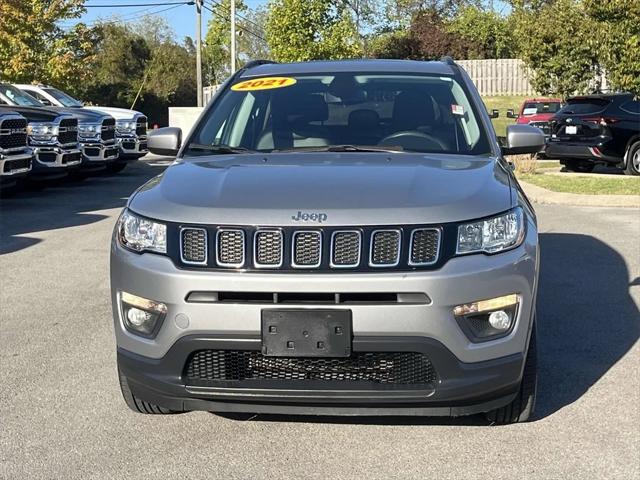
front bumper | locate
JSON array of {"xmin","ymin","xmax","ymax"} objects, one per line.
[
  {"xmin": 30, "ymin": 146, "xmax": 82, "ymax": 179},
  {"xmin": 111, "ymin": 219, "xmax": 538, "ymax": 414},
  {"xmin": 80, "ymin": 140, "xmax": 120, "ymax": 166},
  {"xmin": 546, "ymin": 141, "xmax": 621, "ymax": 164},
  {"xmin": 118, "ymin": 135, "xmax": 148, "ymax": 158},
  {"xmin": 0, "ymin": 150, "xmax": 32, "ymax": 184}
]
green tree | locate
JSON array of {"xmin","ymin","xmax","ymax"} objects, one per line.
[
  {"xmin": 265, "ymin": 0, "xmax": 362, "ymax": 62},
  {"xmin": 446, "ymin": 6, "xmax": 516, "ymax": 59},
  {"xmin": 0, "ymin": 0, "xmax": 96, "ymax": 93},
  {"xmin": 584, "ymin": 0, "xmax": 640, "ymax": 94}
]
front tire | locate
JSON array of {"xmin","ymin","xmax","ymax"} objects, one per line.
[
  {"xmin": 485, "ymin": 325, "xmax": 537, "ymax": 425},
  {"xmin": 118, "ymin": 369, "xmax": 178, "ymax": 414},
  {"xmin": 625, "ymin": 141, "xmax": 640, "ymax": 176}
]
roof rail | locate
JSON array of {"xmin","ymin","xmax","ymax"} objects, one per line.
[
  {"xmin": 440, "ymin": 56, "xmax": 456, "ymax": 66},
  {"xmin": 242, "ymin": 59, "xmax": 278, "ymax": 70}
]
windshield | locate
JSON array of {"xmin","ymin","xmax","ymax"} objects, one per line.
[
  {"xmin": 522, "ymin": 101, "xmax": 562, "ymax": 115},
  {"xmin": 0, "ymin": 84, "xmax": 43, "ymax": 107},
  {"xmin": 44, "ymin": 88, "xmax": 83, "ymax": 107},
  {"xmin": 186, "ymin": 73, "xmax": 491, "ymax": 156}
]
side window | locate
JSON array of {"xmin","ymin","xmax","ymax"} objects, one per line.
[
  {"xmin": 29, "ymin": 90, "xmax": 52, "ymax": 106},
  {"xmin": 621, "ymin": 100, "xmax": 640, "ymax": 115}
]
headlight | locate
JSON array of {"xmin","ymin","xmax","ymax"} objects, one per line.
[
  {"xmin": 117, "ymin": 209, "xmax": 167, "ymax": 253},
  {"xmin": 78, "ymin": 123, "xmax": 101, "ymax": 138},
  {"xmin": 116, "ymin": 120, "xmax": 136, "ymax": 132},
  {"xmin": 457, "ymin": 207, "xmax": 525, "ymax": 254},
  {"xmin": 27, "ymin": 122, "xmax": 58, "ymax": 140}
]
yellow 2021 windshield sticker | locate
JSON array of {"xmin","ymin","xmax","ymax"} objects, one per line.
[{"xmin": 231, "ymin": 77, "xmax": 297, "ymax": 91}]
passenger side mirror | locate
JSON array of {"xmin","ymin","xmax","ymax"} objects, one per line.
[
  {"xmin": 148, "ymin": 127, "xmax": 182, "ymax": 156},
  {"xmin": 488, "ymin": 109, "xmax": 500, "ymax": 119},
  {"xmin": 501, "ymin": 124, "xmax": 545, "ymax": 156},
  {"xmin": 506, "ymin": 109, "xmax": 519, "ymax": 119}
]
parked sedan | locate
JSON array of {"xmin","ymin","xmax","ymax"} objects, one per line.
[{"xmin": 546, "ymin": 93, "xmax": 640, "ymax": 175}]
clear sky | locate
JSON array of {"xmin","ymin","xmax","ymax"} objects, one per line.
[{"xmin": 66, "ymin": 0, "xmax": 268, "ymax": 41}]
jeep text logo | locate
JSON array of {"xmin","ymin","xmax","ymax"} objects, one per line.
[{"xmin": 291, "ymin": 211, "xmax": 328, "ymax": 223}]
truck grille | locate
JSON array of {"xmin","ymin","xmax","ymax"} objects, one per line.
[
  {"xmin": 181, "ymin": 228, "xmax": 207, "ymax": 264},
  {"xmin": 409, "ymin": 229, "xmax": 440, "ymax": 265},
  {"xmin": 101, "ymin": 118, "xmax": 116, "ymax": 141},
  {"xmin": 186, "ymin": 350, "xmax": 437, "ymax": 385},
  {"xmin": 0, "ymin": 118, "xmax": 28, "ymax": 150},
  {"xmin": 136, "ymin": 116, "xmax": 147, "ymax": 137},
  {"xmin": 370, "ymin": 230, "xmax": 401, "ymax": 266},
  {"xmin": 255, "ymin": 230, "xmax": 283, "ymax": 267},
  {"xmin": 58, "ymin": 118, "xmax": 78, "ymax": 145},
  {"xmin": 177, "ymin": 225, "xmax": 445, "ymax": 272},
  {"xmin": 293, "ymin": 231, "xmax": 321, "ymax": 267},
  {"xmin": 217, "ymin": 229, "xmax": 245, "ymax": 266}
]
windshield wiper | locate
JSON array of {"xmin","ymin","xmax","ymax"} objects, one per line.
[
  {"xmin": 187, "ymin": 143, "xmax": 254, "ymax": 154},
  {"xmin": 273, "ymin": 145, "xmax": 404, "ymax": 153}
]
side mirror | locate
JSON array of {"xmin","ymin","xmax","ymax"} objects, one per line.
[
  {"xmin": 506, "ymin": 109, "xmax": 519, "ymax": 119},
  {"xmin": 502, "ymin": 124, "xmax": 545, "ymax": 155},
  {"xmin": 148, "ymin": 127, "xmax": 182, "ymax": 156},
  {"xmin": 488, "ymin": 109, "xmax": 500, "ymax": 119}
]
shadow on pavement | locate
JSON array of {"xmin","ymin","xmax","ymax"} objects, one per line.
[
  {"xmin": 215, "ymin": 233, "xmax": 639, "ymax": 426},
  {"xmin": 0, "ymin": 161, "xmax": 168, "ymax": 255}
]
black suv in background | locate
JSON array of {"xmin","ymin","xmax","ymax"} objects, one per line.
[{"xmin": 546, "ymin": 93, "xmax": 640, "ymax": 175}]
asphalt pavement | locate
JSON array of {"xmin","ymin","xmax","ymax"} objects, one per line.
[{"xmin": 1, "ymin": 159, "xmax": 638, "ymax": 479}]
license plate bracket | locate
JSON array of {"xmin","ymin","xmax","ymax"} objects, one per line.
[{"xmin": 261, "ymin": 309, "xmax": 352, "ymax": 357}]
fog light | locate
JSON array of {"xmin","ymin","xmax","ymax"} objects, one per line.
[
  {"xmin": 120, "ymin": 292, "xmax": 167, "ymax": 337},
  {"xmin": 488, "ymin": 310, "xmax": 511, "ymax": 330}
]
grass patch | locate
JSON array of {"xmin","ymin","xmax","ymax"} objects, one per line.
[
  {"xmin": 482, "ymin": 95, "xmax": 529, "ymax": 137},
  {"xmin": 519, "ymin": 173, "xmax": 640, "ymax": 195}
]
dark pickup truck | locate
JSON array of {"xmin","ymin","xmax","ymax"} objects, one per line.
[{"xmin": 0, "ymin": 111, "xmax": 33, "ymax": 190}]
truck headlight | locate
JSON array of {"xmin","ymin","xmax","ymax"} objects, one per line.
[
  {"xmin": 456, "ymin": 207, "xmax": 525, "ymax": 255},
  {"xmin": 78, "ymin": 123, "xmax": 101, "ymax": 139},
  {"xmin": 27, "ymin": 122, "xmax": 58, "ymax": 141},
  {"xmin": 116, "ymin": 120, "xmax": 136, "ymax": 133},
  {"xmin": 117, "ymin": 209, "xmax": 167, "ymax": 254}
]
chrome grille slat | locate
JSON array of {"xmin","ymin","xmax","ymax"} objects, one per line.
[
  {"xmin": 409, "ymin": 228, "xmax": 440, "ymax": 266},
  {"xmin": 292, "ymin": 231, "xmax": 322, "ymax": 268},
  {"xmin": 254, "ymin": 230, "xmax": 283, "ymax": 268},
  {"xmin": 370, "ymin": 230, "xmax": 401, "ymax": 267},
  {"xmin": 181, "ymin": 228, "xmax": 208, "ymax": 265},
  {"xmin": 330, "ymin": 231, "xmax": 361, "ymax": 268},
  {"xmin": 217, "ymin": 229, "xmax": 245, "ymax": 267}
]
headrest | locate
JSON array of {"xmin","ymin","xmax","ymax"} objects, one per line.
[
  {"xmin": 286, "ymin": 93, "xmax": 328, "ymax": 122},
  {"xmin": 392, "ymin": 91, "xmax": 436, "ymax": 130}
]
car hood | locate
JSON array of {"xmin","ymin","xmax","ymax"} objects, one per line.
[
  {"xmin": 0, "ymin": 105, "xmax": 107, "ymax": 123},
  {"xmin": 48, "ymin": 107, "xmax": 110, "ymax": 122},
  {"xmin": 129, "ymin": 153, "xmax": 513, "ymax": 226},
  {"xmin": 82, "ymin": 106, "xmax": 142, "ymax": 120}
]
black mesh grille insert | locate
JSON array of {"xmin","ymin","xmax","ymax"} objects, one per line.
[
  {"xmin": 0, "ymin": 118, "xmax": 28, "ymax": 149},
  {"xmin": 217, "ymin": 230, "xmax": 244, "ymax": 266},
  {"xmin": 58, "ymin": 118, "xmax": 78, "ymax": 145},
  {"xmin": 3, "ymin": 156, "xmax": 31, "ymax": 173},
  {"xmin": 136, "ymin": 116, "xmax": 147, "ymax": 136},
  {"xmin": 186, "ymin": 350, "xmax": 437, "ymax": 385},
  {"xmin": 101, "ymin": 118, "xmax": 116, "ymax": 141},
  {"xmin": 371, "ymin": 230, "xmax": 400, "ymax": 265},
  {"xmin": 332, "ymin": 231, "xmax": 360, "ymax": 266},
  {"xmin": 410, "ymin": 229, "xmax": 440, "ymax": 265},
  {"xmin": 293, "ymin": 231, "xmax": 321, "ymax": 267},
  {"xmin": 181, "ymin": 228, "xmax": 207, "ymax": 264},
  {"xmin": 255, "ymin": 230, "xmax": 283, "ymax": 266}
]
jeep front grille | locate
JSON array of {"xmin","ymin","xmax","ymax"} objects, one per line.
[
  {"xmin": 58, "ymin": 118, "xmax": 78, "ymax": 145},
  {"xmin": 370, "ymin": 230, "xmax": 401, "ymax": 266},
  {"xmin": 292, "ymin": 231, "xmax": 321, "ymax": 267},
  {"xmin": 101, "ymin": 118, "xmax": 116, "ymax": 142},
  {"xmin": 181, "ymin": 228, "xmax": 207, "ymax": 264},
  {"xmin": 217, "ymin": 229, "xmax": 245, "ymax": 267},
  {"xmin": 0, "ymin": 118, "xmax": 28, "ymax": 150},
  {"xmin": 177, "ymin": 225, "xmax": 444, "ymax": 271},
  {"xmin": 254, "ymin": 230, "xmax": 283, "ymax": 267},
  {"xmin": 186, "ymin": 350, "xmax": 437, "ymax": 386}
]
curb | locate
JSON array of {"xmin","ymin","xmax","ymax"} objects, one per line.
[{"xmin": 518, "ymin": 181, "xmax": 640, "ymax": 208}]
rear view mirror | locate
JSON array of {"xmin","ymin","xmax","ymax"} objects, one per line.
[
  {"xmin": 148, "ymin": 127, "xmax": 182, "ymax": 156},
  {"xmin": 488, "ymin": 109, "xmax": 500, "ymax": 119},
  {"xmin": 506, "ymin": 109, "xmax": 519, "ymax": 119},
  {"xmin": 502, "ymin": 124, "xmax": 545, "ymax": 155}
]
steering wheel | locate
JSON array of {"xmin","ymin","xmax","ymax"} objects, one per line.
[{"xmin": 378, "ymin": 130, "xmax": 447, "ymax": 151}]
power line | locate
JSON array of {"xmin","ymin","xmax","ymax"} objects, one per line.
[
  {"xmin": 60, "ymin": 3, "xmax": 186, "ymax": 29},
  {"xmin": 202, "ymin": 1, "xmax": 267, "ymax": 43},
  {"xmin": 84, "ymin": 1, "xmax": 193, "ymax": 7},
  {"xmin": 205, "ymin": 0, "xmax": 263, "ymax": 31}
]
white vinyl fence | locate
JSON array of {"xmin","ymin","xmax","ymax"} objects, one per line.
[{"xmin": 457, "ymin": 59, "xmax": 534, "ymax": 96}]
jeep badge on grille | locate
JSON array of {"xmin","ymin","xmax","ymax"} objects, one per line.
[{"xmin": 291, "ymin": 211, "xmax": 328, "ymax": 223}]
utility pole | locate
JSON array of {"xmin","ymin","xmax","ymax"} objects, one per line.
[
  {"xmin": 230, "ymin": 0, "xmax": 236, "ymax": 74},
  {"xmin": 196, "ymin": 0, "xmax": 203, "ymax": 107}
]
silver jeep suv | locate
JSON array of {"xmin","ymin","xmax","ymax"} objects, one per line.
[{"xmin": 111, "ymin": 58, "xmax": 544, "ymax": 423}]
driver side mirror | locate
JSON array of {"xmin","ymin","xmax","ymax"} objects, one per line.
[
  {"xmin": 502, "ymin": 124, "xmax": 545, "ymax": 156},
  {"xmin": 148, "ymin": 127, "xmax": 182, "ymax": 156},
  {"xmin": 488, "ymin": 109, "xmax": 500, "ymax": 119},
  {"xmin": 506, "ymin": 109, "xmax": 519, "ymax": 119}
]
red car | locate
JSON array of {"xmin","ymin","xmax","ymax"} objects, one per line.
[{"xmin": 507, "ymin": 98, "xmax": 564, "ymax": 137}]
